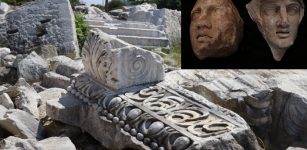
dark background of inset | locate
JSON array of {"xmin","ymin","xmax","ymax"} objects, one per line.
[{"xmin": 181, "ymin": 0, "xmax": 307, "ymax": 69}]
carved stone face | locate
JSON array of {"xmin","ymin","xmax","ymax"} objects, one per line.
[
  {"xmin": 247, "ymin": 0, "xmax": 304, "ymax": 61},
  {"xmin": 190, "ymin": 0, "xmax": 243, "ymax": 60}
]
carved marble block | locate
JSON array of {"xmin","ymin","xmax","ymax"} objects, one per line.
[
  {"xmin": 190, "ymin": 0, "xmax": 243, "ymax": 60},
  {"xmin": 82, "ymin": 29, "xmax": 165, "ymax": 90},
  {"xmin": 46, "ymin": 74, "xmax": 262, "ymax": 149},
  {"xmin": 246, "ymin": 0, "xmax": 305, "ymax": 61}
]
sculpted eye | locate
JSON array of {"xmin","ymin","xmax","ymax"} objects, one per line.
[
  {"xmin": 191, "ymin": 8, "xmax": 201, "ymax": 20},
  {"xmin": 287, "ymin": 4, "xmax": 300, "ymax": 15},
  {"xmin": 261, "ymin": 5, "xmax": 279, "ymax": 16}
]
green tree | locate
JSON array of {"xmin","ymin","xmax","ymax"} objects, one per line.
[
  {"xmin": 70, "ymin": 0, "xmax": 80, "ymax": 10},
  {"xmin": 107, "ymin": 0, "xmax": 123, "ymax": 11}
]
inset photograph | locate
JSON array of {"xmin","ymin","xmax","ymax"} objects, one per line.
[{"xmin": 182, "ymin": 0, "xmax": 307, "ymax": 69}]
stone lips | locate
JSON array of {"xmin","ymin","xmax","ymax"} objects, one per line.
[{"xmin": 82, "ymin": 29, "xmax": 164, "ymax": 90}]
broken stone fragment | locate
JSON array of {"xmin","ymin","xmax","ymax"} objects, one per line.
[
  {"xmin": 0, "ymin": 109, "xmax": 45, "ymax": 139},
  {"xmin": 48, "ymin": 55, "xmax": 83, "ymax": 77},
  {"xmin": 42, "ymin": 72, "xmax": 71, "ymax": 89},
  {"xmin": 10, "ymin": 78, "xmax": 40, "ymax": 118},
  {"xmin": 18, "ymin": 52, "xmax": 48, "ymax": 83},
  {"xmin": 38, "ymin": 88, "xmax": 66, "ymax": 118},
  {"xmin": 0, "ymin": 136, "xmax": 76, "ymax": 150},
  {"xmin": 0, "ymin": 93, "xmax": 14, "ymax": 109}
]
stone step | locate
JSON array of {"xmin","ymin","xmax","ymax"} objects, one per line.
[
  {"xmin": 89, "ymin": 25, "xmax": 166, "ymax": 37},
  {"xmin": 117, "ymin": 35, "xmax": 169, "ymax": 47},
  {"xmin": 85, "ymin": 20, "xmax": 105, "ymax": 26},
  {"xmin": 86, "ymin": 19, "xmax": 163, "ymax": 30}
]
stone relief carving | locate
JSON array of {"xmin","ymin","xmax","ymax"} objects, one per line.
[
  {"xmin": 246, "ymin": 0, "xmax": 305, "ymax": 61},
  {"xmin": 82, "ymin": 29, "xmax": 165, "ymax": 90},
  {"xmin": 190, "ymin": 0, "xmax": 243, "ymax": 60},
  {"xmin": 66, "ymin": 76, "xmax": 247, "ymax": 149}
]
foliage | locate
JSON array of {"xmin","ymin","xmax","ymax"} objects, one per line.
[
  {"xmin": 2, "ymin": 0, "xmax": 33, "ymax": 6},
  {"xmin": 143, "ymin": 40, "xmax": 181, "ymax": 67},
  {"xmin": 75, "ymin": 13, "xmax": 90, "ymax": 53},
  {"xmin": 128, "ymin": 0, "xmax": 181, "ymax": 10},
  {"xmin": 90, "ymin": 4, "xmax": 105, "ymax": 11},
  {"xmin": 107, "ymin": 0, "xmax": 124, "ymax": 11},
  {"xmin": 70, "ymin": 0, "xmax": 80, "ymax": 10}
]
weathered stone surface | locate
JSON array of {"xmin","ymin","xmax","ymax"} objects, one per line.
[
  {"xmin": 190, "ymin": 0, "xmax": 243, "ymax": 60},
  {"xmin": 5, "ymin": 0, "xmax": 79, "ymax": 58},
  {"xmin": 82, "ymin": 29, "xmax": 164, "ymax": 89},
  {"xmin": 0, "ymin": 93, "xmax": 14, "ymax": 109},
  {"xmin": 165, "ymin": 70, "xmax": 307, "ymax": 149},
  {"xmin": 38, "ymin": 137, "xmax": 76, "ymax": 150},
  {"xmin": 287, "ymin": 147, "xmax": 307, "ymax": 150},
  {"xmin": 11, "ymin": 78, "xmax": 40, "ymax": 117},
  {"xmin": 127, "ymin": 3, "xmax": 181, "ymax": 45},
  {"xmin": 246, "ymin": 0, "xmax": 304, "ymax": 61},
  {"xmin": 1, "ymin": 54, "xmax": 16, "ymax": 67},
  {"xmin": 46, "ymin": 74, "xmax": 262, "ymax": 149},
  {"xmin": 35, "ymin": 45, "xmax": 58, "ymax": 59},
  {"xmin": 0, "ymin": 47, "xmax": 10, "ymax": 59},
  {"xmin": 0, "ymin": 136, "xmax": 38, "ymax": 150},
  {"xmin": 0, "ymin": 105, "xmax": 7, "ymax": 118},
  {"xmin": 0, "ymin": 2, "xmax": 9, "ymax": 14},
  {"xmin": 0, "ymin": 136, "xmax": 76, "ymax": 150},
  {"xmin": 42, "ymin": 72, "xmax": 71, "ymax": 89},
  {"xmin": 18, "ymin": 52, "xmax": 48, "ymax": 83},
  {"xmin": 48, "ymin": 55, "xmax": 83, "ymax": 77},
  {"xmin": 0, "ymin": 109, "xmax": 44, "ymax": 139},
  {"xmin": 38, "ymin": 88, "xmax": 66, "ymax": 118}
]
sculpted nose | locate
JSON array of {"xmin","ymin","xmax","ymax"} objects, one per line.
[
  {"xmin": 278, "ymin": 7, "xmax": 290, "ymax": 28},
  {"xmin": 197, "ymin": 13, "xmax": 212, "ymax": 29}
]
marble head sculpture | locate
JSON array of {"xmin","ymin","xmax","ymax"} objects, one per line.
[
  {"xmin": 190, "ymin": 0, "xmax": 243, "ymax": 60},
  {"xmin": 246, "ymin": 0, "xmax": 305, "ymax": 61}
]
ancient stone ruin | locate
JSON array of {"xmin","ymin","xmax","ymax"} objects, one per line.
[
  {"xmin": 0, "ymin": 0, "xmax": 306, "ymax": 149},
  {"xmin": 85, "ymin": 3, "xmax": 181, "ymax": 48},
  {"xmin": 46, "ymin": 29, "xmax": 262, "ymax": 149}
]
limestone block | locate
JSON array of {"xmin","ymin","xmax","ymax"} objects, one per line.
[
  {"xmin": 0, "ymin": 136, "xmax": 76, "ymax": 150},
  {"xmin": 0, "ymin": 93, "xmax": 14, "ymax": 109},
  {"xmin": 42, "ymin": 72, "xmax": 71, "ymax": 89},
  {"xmin": 38, "ymin": 88, "xmax": 66, "ymax": 118},
  {"xmin": 18, "ymin": 52, "xmax": 48, "ymax": 83},
  {"xmin": 48, "ymin": 56, "xmax": 83, "ymax": 77},
  {"xmin": 82, "ymin": 29, "xmax": 164, "ymax": 90},
  {"xmin": 0, "ymin": 109, "xmax": 44, "ymax": 139},
  {"xmin": 0, "ymin": 136, "xmax": 38, "ymax": 150},
  {"xmin": 11, "ymin": 78, "xmax": 40, "ymax": 118},
  {"xmin": 46, "ymin": 78, "xmax": 262, "ymax": 150},
  {"xmin": 5, "ymin": 0, "xmax": 79, "ymax": 58}
]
